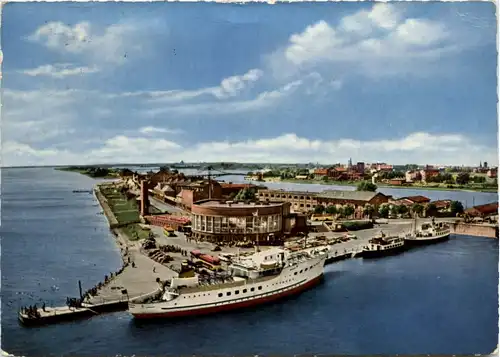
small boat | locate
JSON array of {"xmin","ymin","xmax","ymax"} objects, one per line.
[
  {"xmin": 404, "ymin": 218, "xmax": 451, "ymax": 246},
  {"xmin": 358, "ymin": 231, "xmax": 406, "ymax": 259}
]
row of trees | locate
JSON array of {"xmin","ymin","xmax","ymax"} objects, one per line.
[
  {"xmin": 313, "ymin": 200, "xmax": 465, "ymax": 219},
  {"xmin": 229, "ymin": 188, "xmax": 257, "ymax": 201}
]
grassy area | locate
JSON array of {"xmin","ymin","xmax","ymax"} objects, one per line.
[
  {"xmin": 280, "ymin": 178, "xmax": 498, "ymax": 193},
  {"xmin": 101, "ymin": 187, "xmax": 141, "ymax": 225},
  {"xmin": 120, "ymin": 224, "xmax": 151, "ymax": 241}
]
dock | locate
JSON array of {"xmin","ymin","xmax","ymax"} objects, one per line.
[{"xmin": 18, "ymin": 297, "xmax": 130, "ymax": 327}]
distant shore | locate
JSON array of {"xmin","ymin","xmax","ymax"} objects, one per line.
[
  {"xmin": 55, "ymin": 167, "xmax": 120, "ymax": 180},
  {"xmin": 275, "ymin": 178, "xmax": 498, "ymax": 193}
]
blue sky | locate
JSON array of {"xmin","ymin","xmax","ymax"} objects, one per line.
[{"xmin": 1, "ymin": 1, "xmax": 498, "ymax": 166}]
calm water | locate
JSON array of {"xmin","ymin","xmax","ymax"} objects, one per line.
[{"xmin": 1, "ymin": 168, "xmax": 498, "ymax": 356}]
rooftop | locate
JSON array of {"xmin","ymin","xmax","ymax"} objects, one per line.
[
  {"xmin": 400, "ymin": 195, "xmax": 431, "ymax": 203},
  {"xmin": 316, "ymin": 190, "xmax": 382, "ymax": 201},
  {"xmin": 195, "ymin": 200, "xmax": 283, "ymax": 208}
]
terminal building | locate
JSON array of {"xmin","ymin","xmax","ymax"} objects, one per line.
[{"xmin": 190, "ymin": 199, "xmax": 298, "ymax": 245}]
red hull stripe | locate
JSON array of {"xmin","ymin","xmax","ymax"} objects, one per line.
[{"xmin": 132, "ymin": 274, "xmax": 323, "ymax": 319}]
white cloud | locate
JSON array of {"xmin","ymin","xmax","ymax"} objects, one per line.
[
  {"xmin": 20, "ymin": 63, "xmax": 99, "ymax": 78},
  {"xmin": 271, "ymin": 3, "xmax": 458, "ymax": 78},
  {"xmin": 2, "ymin": 132, "xmax": 496, "ymax": 168},
  {"xmin": 27, "ymin": 21, "xmax": 143, "ymax": 65},
  {"xmin": 145, "ymin": 78, "xmax": 306, "ymax": 117},
  {"xmin": 138, "ymin": 126, "xmax": 183, "ymax": 135},
  {"xmin": 146, "ymin": 68, "xmax": 264, "ymax": 103}
]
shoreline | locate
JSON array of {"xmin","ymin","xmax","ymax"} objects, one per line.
[{"xmin": 273, "ymin": 178, "xmax": 498, "ymax": 193}]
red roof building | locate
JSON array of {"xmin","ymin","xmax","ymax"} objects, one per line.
[
  {"xmin": 399, "ymin": 195, "xmax": 431, "ymax": 205},
  {"xmin": 465, "ymin": 202, "xmax": 499, "ymax": 217}
]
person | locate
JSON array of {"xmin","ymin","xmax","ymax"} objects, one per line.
[
  {"xmin": 153, "ymin": 266, "xmax": 156, "ymax": 273},
  {"xmin": 42, "ymin": 303, "xmax": 46, "ymax": 312}
]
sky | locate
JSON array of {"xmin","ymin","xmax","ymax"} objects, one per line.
[{"xmin": 1, "ymin": 1, "xmax": 498, "ymax": 167}]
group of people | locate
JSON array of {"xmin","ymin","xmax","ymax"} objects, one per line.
[
  {"xmin": 20, "ymin": 304, "xmax": 44, "ymax": 318},
  {"xmin": 66, "ymin": 297, "xmax": 82, "ymax": 308},
  {"xmin": 81, "ymin": 265, "xmax": 127, "ymax": 302}
]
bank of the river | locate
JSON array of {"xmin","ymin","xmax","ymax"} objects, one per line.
[
  {"xmin": 55, "ymin": 167, "xmax": 120, "ymax": 180},
  {"xmin": 276, "ymin": 178, "xmax": 498, "ymax": 193}
]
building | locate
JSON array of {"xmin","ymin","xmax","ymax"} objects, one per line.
[
  {"xmin": 190, "ymin": 199, "xmax": 293, "ymax": 244},
  {"xmin": 177, "ymin": 180, "xmax": 223, "ymax": 210},
  {"xmin": 389, "ymin": 178, "xmax": 406, "ymax": 186},
  {"xmin": 356, "ymin": 162, "xmax": 365, "ymax": 174},
  {"xmin": 405, "ymin": 170, "xmax": 422, "ymax": 183},
  {"xmin": 257, "ymin": 189, "xmax": 318, "ymax": 213},
  {"xmin": 316, "ymin": 190, "xmax": 389, "ymax": 212},
  {"xmin": 464, "ymin": 202, "xmax": 499, "ymax": 218},
  {"xmin": 219, "ymin": 183, "xmax": 258, "ymax": 198},
  {"xmin": 487, "ymin": 168, "xmax": 497, "ymax": 178},
  {"xmin": 420, "ymin": 166, "xmax": 440, "ymax": 182},
  {"xmin": 397, "ymin": 195, "xmax": 431, "ymax": 205}
]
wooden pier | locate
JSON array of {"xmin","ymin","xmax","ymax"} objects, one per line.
[{"xmin": 18, "ymin": 298, "xmax": 129, "ymax": 327}]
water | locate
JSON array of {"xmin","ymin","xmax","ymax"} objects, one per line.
[{"xmin": 1, "ymin": 168, "xmax": 498, "ymax": 356}]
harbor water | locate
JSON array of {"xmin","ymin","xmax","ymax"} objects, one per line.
[{"xmin": 1, "ymin": 168, "xmax": 498, "ymax": 356}]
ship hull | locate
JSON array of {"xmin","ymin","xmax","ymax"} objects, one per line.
[
  {"xmin": 359, "ymin": 244, "xmax": 407, "ymax": 259},
  {"xmin": 131, "ymin": 274, "xmax": 323, "ymax": 319},
  {"xmin": 404, "ymin": 233, "xmax": 450, "ymax": 247}
]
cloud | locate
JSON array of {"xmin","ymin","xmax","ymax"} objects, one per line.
[
  {"xmin": 138, "ymin": 126, "xmax": 183, "ymax": 135},
  {"xmin": 270, "ymin": 3, "xmax": 461, "ymax": 78},
  {"xmin": 2, "ymin": 132, "xmax": 496, "ymax": 168},
  {"xmin": 142, "ymin": 68, "xmax": 264, "ymax": 103},
  {"xmin": 27, "ymin": 21, "xmax": 144, "ymax": 65},
  {"xmin": 144, "ymin": 78, "xmax": 310, "ymax": 117},
  {"xmin": 20, "ymin": 63, "xmax": 99, "ymax": 78}
]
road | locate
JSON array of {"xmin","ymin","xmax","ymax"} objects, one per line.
[{"xmin": 148, "ymin": 196, "xmax": 186, "ymax": 214}]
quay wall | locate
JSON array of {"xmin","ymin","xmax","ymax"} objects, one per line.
[
  {"xmin": 94, "ymin": 185, "xmax": 119, "ymax": 228},
  {"xmin": 451, "ymin": 222, "xmax": 498, "ymax": 239}
]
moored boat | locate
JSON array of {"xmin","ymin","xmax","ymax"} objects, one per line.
[
  {"xmin": 128, "ymin": 247, "xmax": 328, "ymax": 319},
  {"xmin": 358, "ymin": 231, "xmax": 406, "ymax": 259},
  {"xmin": 404, "ymin": 218, "xmax": 451, "ymax": 246}
]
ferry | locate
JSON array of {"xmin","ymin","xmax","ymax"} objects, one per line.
[
  {"xmin": 128, "ymin": 247, "xmax": 328, "ymax": 319},
  {"xmin": 357, "ymin": 231, "xmax": 406, "ymax": 259},
  {"xmin": 404, "ymin": 218, "xmax": 451, "ymax": 246}
]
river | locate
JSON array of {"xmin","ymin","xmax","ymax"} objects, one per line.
[{"xmin": 1, "ymin": 167, "xmax": 498, "ymax": 356}]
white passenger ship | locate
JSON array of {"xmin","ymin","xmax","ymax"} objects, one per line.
[
  {"xmin": 404, "ymin": 218, "xmax": 451, "ymax": 246},
  {"xmin": 129, "ymin": 247, "xmax": 327, "ymax": 319}
]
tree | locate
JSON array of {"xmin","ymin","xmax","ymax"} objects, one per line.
[
  {"xmin": 411, "ymin": 203, "xmax": 424, "ymax": 217},
  {"xmin": 356, "ymin": 181, "xmax": 377, "ymax": 192},
  {"xmin": 343, "ymin": 204, "xmax": 355, "ymax": 219},
  {"xmin": 378, "ymin": 204, "xmax": 390, "ymax": 218},
  {"xmin": 322, "ymin": 176, "xmax": 330, "ymax": 182},
  {"xmin": 389, "ymin": 205, "xmax": 400, "ymax": 217},
  {"xmin": 363, "ymin": 204, "xmax": 375, "ymax": 219},
  {"xmin": 314, "ymin": 204, "xmax": 325, "ymax": 214},
  {"xmin": 234, "ymin": 188, "xmax": 256, "ymax": 201},
  {"xmin": 424, "ymin": 202, "xmax": 437, "ymax": 217},
  {"xmin": 450, "ymin": 201, "xmax": 464, "ymax": 215},
  {"xmin": 472, "ymin": 176, "xmax": 486, "ymax": 184},
  {"xmin": 398, "ymin": 204, "xmax": 409, "ymax": 217},
  {"xmin": 455, "ymin": 172, "xmax": 470, "ymax": 185},
  {"xmin": 325, "ymin": 205, "xmax": 337, "ymax": 215}
]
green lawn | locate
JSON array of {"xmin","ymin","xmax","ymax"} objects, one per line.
[
  {"xmin": 120, "ymin": 224, "xmax": 151, "ymax": 241},
  {"xmin": 101, "ymin": 187, "xmax": 141, "ymax": 224}
]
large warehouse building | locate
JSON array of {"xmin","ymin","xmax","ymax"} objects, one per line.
[{"xmin": 190, "ymin": 199, "xmax": 297, "ymax": 245}]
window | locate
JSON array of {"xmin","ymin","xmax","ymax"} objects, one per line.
[
  {"xmin": 227, "ymin": 292, "xmax": 231, "ymax": 296},
  {"xmin": 300, "ymin": 270, "xmax": 303, "ymax": 273},
  {"xmin": 294, "ymin": 272, "xmax": 297, "ymax": 275},
  {"xmin": 305, "ymin": 268, "xmax": 308, "ymax": 271},
  {"xmin": 235, "ymin": 290, "xmax": 240, "ymax": 295},
  {"xmin": 218, "ymin": 293, "xmax": 223, "ymax": 297},
  {"xmin": 258, "ymin": 286, "xmax": 262, "ymax": 290},
  {"xmin": 250, "ymin": 287, "xmax": 255, "ymax": 292},
  {"xmin": 243, "ymin": 289, "xmax": 247, "ymax": 293}
]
